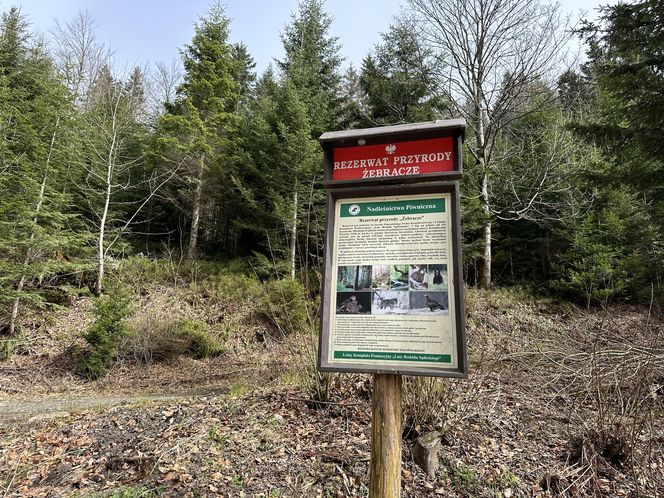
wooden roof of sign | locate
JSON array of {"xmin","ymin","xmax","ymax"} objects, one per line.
[{"xmin": 319, "ymin": 118, "xmax": 466, "ymax": 143}]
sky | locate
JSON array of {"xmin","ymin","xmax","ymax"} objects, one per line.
[{"xmin": 9, "ymin": 0, "xmax": 613, "ymax": 75}]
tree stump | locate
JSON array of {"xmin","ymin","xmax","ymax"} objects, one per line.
[{"xmin": 413, "ymin": 431, "xmax": 441, "ymax": 478}]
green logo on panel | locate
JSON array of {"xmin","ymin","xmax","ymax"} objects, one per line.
[
  {"xmin": 348, "ymin": 204, "xmax": 361, "ymax": 216},
  {"xmin": 340, "ymin": 198, "xmax": 445, "ymax": 218}
]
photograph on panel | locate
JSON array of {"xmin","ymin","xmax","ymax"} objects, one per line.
[
  {"xmin": 337, "ymin": 265, "xmax": 372, "ymax": 291},
  {"xmin": 428, "ymin": 263, "xmax": 448, "ymax": 292},
  {"xmin": 336, "ymin": 292, "xmax": 372, "ymax": 314},
  {"xmin": 371, "ymin": 265, "xmax": 391, "ymax": 290},
  {"xmin": 408, "ymin": 291, "xmax": 449, "ymax": 315},
  {"xmin": 409, "ymin": 264, "xmax": 428, "ymax": 290},
  {"xmin": 390, "ymin": 265, "xmax": 409, "ymax": 290},
  {"xmin": 371, "ymin": 291, "xmax": 409, "ymax": 315},
  {"xmin": 337, "ymin": 265, "xmax": 356, "ymax": 291}
]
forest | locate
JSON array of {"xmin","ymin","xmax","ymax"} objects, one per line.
[
  {"xmin": 0, "ymin": 0, "xmax": 663, "ymax": 496},
  {"xmin": 1, "ymin": 0, "xmax": 663, "ymax": 317}
]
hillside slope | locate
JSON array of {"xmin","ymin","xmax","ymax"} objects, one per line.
[{"xmin": 0, "ymin": 283, "xmax": 662, "ymax": 497}]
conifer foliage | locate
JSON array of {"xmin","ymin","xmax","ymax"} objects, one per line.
[
  {"xmin": 0, "ymin": 8, "xmax": 86, "ymax": 334},
  {"xmin": 155, "ymin": 4, "xmax": 241, "ymax": 260}
]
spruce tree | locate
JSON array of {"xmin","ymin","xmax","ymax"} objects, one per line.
[
  {"xmin": 277, "ymin": 0, "xmax": 343, "ymax": 137},
  {"xmin": 0, "ymin": 8, "xmax": 86, "ymax": 334},
  {"xmin": 236, "ymin": 71, "xmax": 321, "ymax": 276},
  {"xmin": 155, "ymin": 4, "xmax": 241, "ymax": 260},
  {"xmin": 247, "ymin": 0, "xmax": 343, "ymax": 277},
  {"xmin": 231, "ymin": 42, "xmax": 257, "ymax": 99},
  {"xmin": 557, "ymin": 0, "xmax": 664, "ymax": 301},
  {"xmin": 360, "ymin": 19, "xmax": 445, "ymax": 126},
  {"xmin": 577, "ymin": 0, "xmax": 664, "ymax": 230}
]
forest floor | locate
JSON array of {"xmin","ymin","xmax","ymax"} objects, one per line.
[{"xmin": 0, "ymin": 284, "xmax": 663, "ymax": 497}]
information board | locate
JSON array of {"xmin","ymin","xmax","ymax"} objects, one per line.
[
  {"xmin": 318, "ymin": 120, "xmax": 467, "ymax": 377},
  {"xmin": 318, "ymin": 186, "xmax": 466, "ymax": 377}
]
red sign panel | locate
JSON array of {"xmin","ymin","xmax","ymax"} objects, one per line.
[{"xmin": 332, "ymin": 137, "xmax": 454, "ymax": 181}]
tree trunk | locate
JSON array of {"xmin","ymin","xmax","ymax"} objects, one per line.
[
  {"xmin": 95, "ymin": 159, "xmax": 113, "ymax": 296},
  {"xmin": 186, "ymin": 157, "xmax": 204, "ymax": 261},
  {"xmin": 480, "ymin": 171, "xmax": 492, "ymax": 289},
  {"xmin": 9, "ymin": 274, "xmax": 27, "ymax": 336},
  {"xmin": 290, "ymin": 185, "xmax": 298, "ymax": 280},
  {"xmin": 95, "ymin": 115, "xmax": 117, "ymax": 296},
  {"xmin": 10, "ymin": 172, "xmax": 47, "ymax": 333},
  {"xmin": 476, "ymin": 100, "xmax": 492, "ymax": 289},
  {"xmin": 9, "ymin": 116, "xmax": 59, "ymax": 334}
]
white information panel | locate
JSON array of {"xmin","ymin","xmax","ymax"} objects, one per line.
[{"xmin": 325, "ymin": 192, "xmax": 458, "ymax": 371}]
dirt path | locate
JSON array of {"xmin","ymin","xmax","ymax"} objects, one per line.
[
  {"xmin": 0, "ymin": 357, "xmax": 282, "ymax": 426},
  {"xmin": 0, "ymin": 390, "xmax": 222, "ymax": 425}
]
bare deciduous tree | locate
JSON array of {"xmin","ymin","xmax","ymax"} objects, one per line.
[
  {"xmin": 78, "ymin": 67, "xmax": 180, "ymax": 294},
  {"xmin": 408, "ymin": 0, "xmax": 574, "ymax": 287},
  {"xmin": 489, "ymin": 113, "xmax": 591, "ymax": 224},
  {"xmin": 146, "ymin": 59, "xmax": 183, "ymax": 121},
  {"xmin": 51, "ymin": 11, "xmax": 110, "ymax": 106}
]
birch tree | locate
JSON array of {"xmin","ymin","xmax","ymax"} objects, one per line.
[
  {"xmin": 78, "ymin": 66, "xmax": 179, "ymax": 294},
  {"xmin": 408, "ymin": 0, "xmax": 573, "ymax": 287}
]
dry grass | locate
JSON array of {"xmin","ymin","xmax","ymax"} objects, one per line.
[{"xmin": 463, "ymin": 288, "xmax": 664, "ymax": 496}]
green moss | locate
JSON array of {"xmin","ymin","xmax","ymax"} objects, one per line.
[
  {"xmin": 439, "ymin": 458, "xmax": 479, "ymax": 495},
  {"xmin": 229, "ymin": 380, "xmax": 250, "ymax": 397},
  {"xmin": 104, "ymin": 485, "xmax": 164, "ymax": 498}
]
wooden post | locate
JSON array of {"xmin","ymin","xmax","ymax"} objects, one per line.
[{"xmin": 369, "ymin": 373, "xmax": 402, "ymax": 498}]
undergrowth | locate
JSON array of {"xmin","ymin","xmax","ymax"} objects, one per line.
[
  {"xmin": 77, "ymin": 283, "xmax": 134, "ymax": 379},
  {"xmin": 117, "ymin": 255, "xmax": 251, "ymax": 294},
  {"xmin": 128, "ymin": 316, "xmax": 225, "ymax": 363},
  {"xmin": 0, "ymin": 330, "xmax": 28, "ymax": 360}
]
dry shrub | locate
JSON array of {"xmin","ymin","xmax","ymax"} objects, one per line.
[
  {"xmin": 258, "ymin": 275, "xmax": 333, "ymax": 405},
  {"xmin": 451, "ymin": 288, "xmax": 663, "ymax": 495},
  {"xmin": 457, "ymin": 288, "xmax": 664, "ymax": 495},
  {"xmin": 522, "ymin": 298, "xmax": 664, "ymax": 495},
  {"xmin": 293, "ymin": 328, "xmax": 332, "ymax": 407},
  {"xmin": 403, "ymin": 377, "xmax": 462, "ymax": 437},
  {"xmin": 186, "ymin": 275, "xmax": 261, "ymax": 343},
  {"xmin": 127, "ymin": 315, "xmax": 224, "ymax": 363},
  {"xmin": 567, "ymin": 428, "xmax": 631, "ymax": 470},
  {"xmin": 281, "ymin": 295, "xmax": 333, "ymax": 406},
  {"xmin": 402, "ymin": 363, "xmax": 499, "ymax": 438},
  {"xmin": 402, "ymin": 289, "xmax": 511, "ymax": 438}
]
